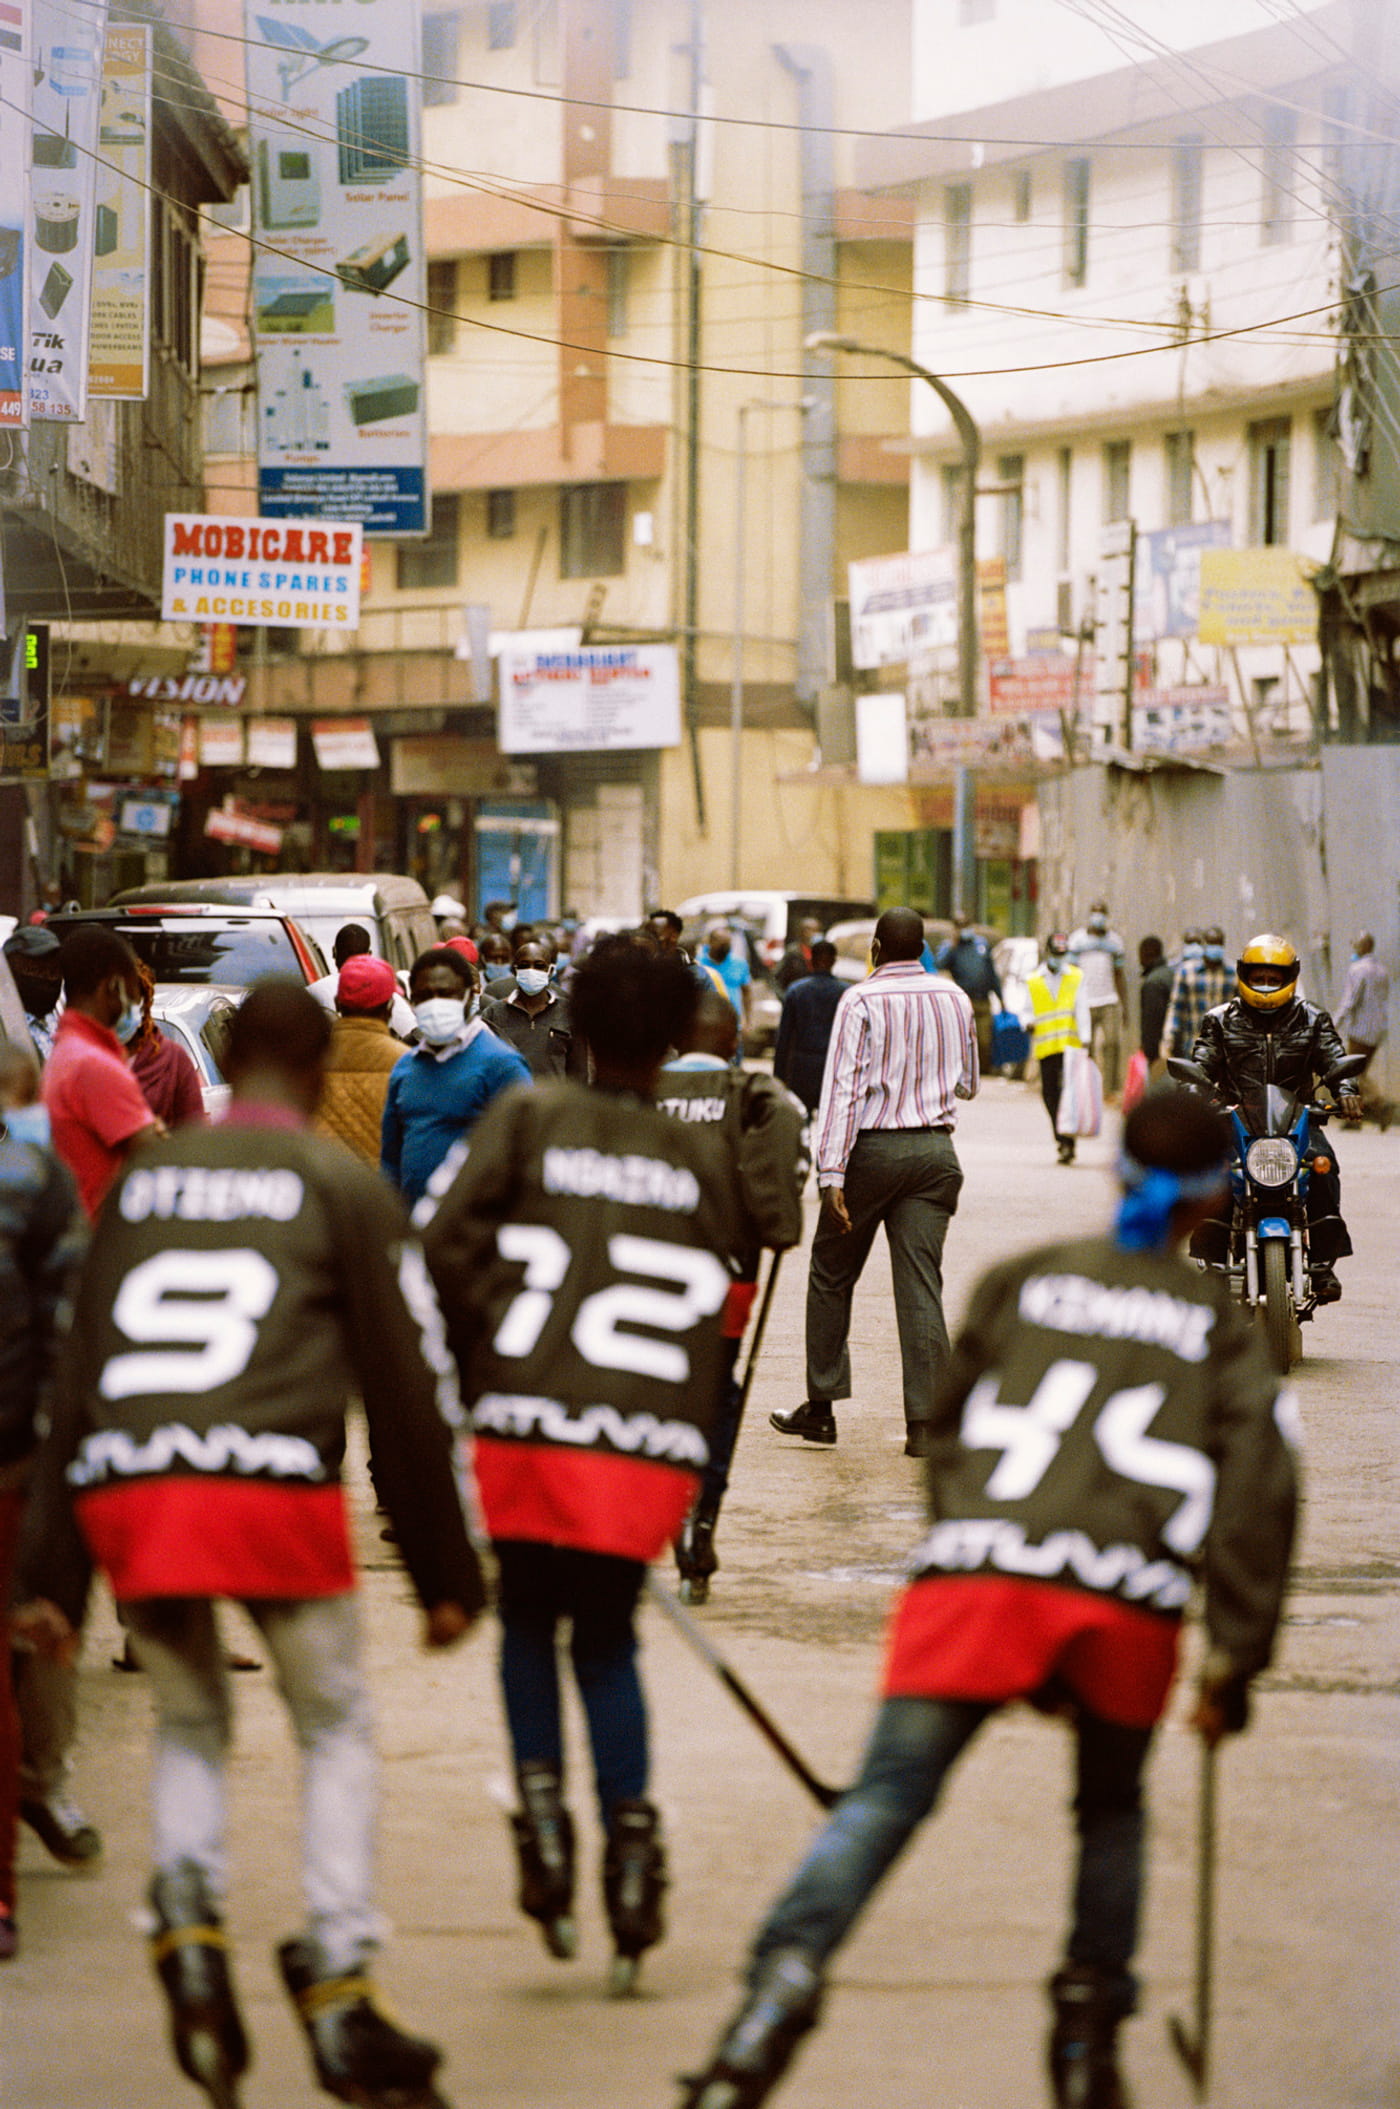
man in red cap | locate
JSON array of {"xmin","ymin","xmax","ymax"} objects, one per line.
[{"xmin": 314, "ymin": 954, "xmax": 411, "ymax": 1162}]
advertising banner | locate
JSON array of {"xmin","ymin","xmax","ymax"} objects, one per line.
[
  {"xmin": 161, "ymin": 511, "xmax": 363, "ymax": 628},
  {"xmin": 88, "ymin": 22, "xmax": 150, "ymax": 399},
  {"xmin": 28, "ymin": 0, "xmax": 109, "ymax": 421},
  {"xmin": 849, "ymin": 548, "xmax": 957, "ymax": 669},
  {"xmin": 0, "ymin": 0, "xmax": 29, "ymax": 426},
  {"xmin": 1133, "ymin": 521, "xmax": 1231, "ymax": 640},
  {"xmin": 311, "ymin": 717, "xmax": 378, "ymax": 769},
  {"xmin": 498, "ymin": 645, "xmax": 682, "ymax": 754},
  {"xmin": 1198, "ymin": 547, "xmax": 1318, "ymax": 645},
  {"xmin": 245, "ymin": 0, "xmax": 428, "ymax": 533},
  {"xmin": 246, "ymin": 716, "xmax": 298, "ymax": 768}
]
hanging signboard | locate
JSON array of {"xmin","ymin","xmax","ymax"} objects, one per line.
[
  {"xmin": 0, "ymin": 0, "xmax": 30, "ymax": 426},
  {"xmin": 498, "ymin": 645, "xmax": 682, "ymax": 754},
  {"xmin": 161, "ymin": 512, "xmax": 363, "ymax": 628},
  {"xmin": 1197, "ymin": 548, "xmax": 1318, "ymax": 645},
  {"xmin": 311, "ymin": 716, "xmax": 379, "ymax": 770},
  {"xmin": 246, "ymin": 716, "xmax": 298, "ymax": 769},
  {"xmin": 88, "ymin": 22, "xmax": 151, "ymax": 400},
  {"xmin": 28, "ymin": 0, "xmax": 110, "ymax": 422},
  {"xmin": 244, "ymin": 0, "xmax": 428, "ymax": 534},
  {"xmin": 206, "ymin": 805, "xmax": 283, "ymax": 854},
  {"xmin": 199, "ymin": 717, "xmax": 246, "ymax": 768},
  {"xmin": 848, "ymin": 549, "xmax": 957, "ymax": 669},
  {"xmin": 1133, "ymin": 521, "xmax": 1231, "ymax": 641}
]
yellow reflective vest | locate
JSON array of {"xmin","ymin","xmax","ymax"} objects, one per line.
[{"xmin": 1027, "ymin": 963, "xmax": 1085, "ymax": 1058}]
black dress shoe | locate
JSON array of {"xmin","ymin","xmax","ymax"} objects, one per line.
[
  {"xmin": 1311, "ymin": 1265, "xmax": 1342, "ymax": 1304},
  {"xmin": 769, "ymin": 1401, "xmax": 837, "ymax": 1445},
  {"xmin": 904, "ymin": 1425, "xmax": 936, "ymax": 1458}
]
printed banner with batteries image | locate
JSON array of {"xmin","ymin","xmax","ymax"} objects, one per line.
[
  {"xmin": 0, "ymin": 0, "xmax": 30, "ymax": 426},
  {"xmin": 245, "ymin": 0, "xmax": 428, "ymax": 533},
  {"xmin": 87, "ymin": 21, "xmax": 151, "ymax": 399},
  {"xmin": 161, "ymin": 511, "xmax": 363, "ymax": 629},
  {"xmin": 28, "ymin": 0, "xmax": 110, "ymax": 421}
]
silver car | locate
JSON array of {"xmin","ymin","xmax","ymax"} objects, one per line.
[{"xmin": 149, "ymin": 985, "xmax": 241, "ymax": 1119}]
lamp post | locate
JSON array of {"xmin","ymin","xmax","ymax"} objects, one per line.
[
  {"xmin": 730, "ymin": 396, "xmax": 809, "ymax": 889},
  {"xmin": 806, "ymin": 332, "xmax": 983, "ymax": 919}
]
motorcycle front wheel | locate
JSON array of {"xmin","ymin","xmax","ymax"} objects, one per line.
[{"xmin": 1260, "ymin": 1239, "xmax": 1296, "ymax": 1374}]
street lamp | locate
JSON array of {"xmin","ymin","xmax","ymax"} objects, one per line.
[
  {"xmin": 806, "ymin": 331, "xmax": 983, "ymax": 919},
  {"xmin": 730, "ymin": 396, "xmax": 809, "ymax": 889}
]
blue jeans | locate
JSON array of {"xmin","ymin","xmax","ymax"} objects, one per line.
[
  {"xmin": 751, "ymin": 1695, "xmax": 1153, "ymax": 2014},
  {"xmin": 493, "ymin": 1542, "xmax": 648, "ymax": 1826}
]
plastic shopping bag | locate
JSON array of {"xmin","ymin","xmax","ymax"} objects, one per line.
[
  {"xmin": 1121, "ymin": 1048, "xmax": 1149, "ymax": 1114},
  {"xmin": 1057, "ymin": 1046, "xmax": 1104, "ymax": 1138}
]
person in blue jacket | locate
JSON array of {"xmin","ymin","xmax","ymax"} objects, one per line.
[{"xmin": 381, "ymin": 947, "xmax": 530, "ymax": 1206}]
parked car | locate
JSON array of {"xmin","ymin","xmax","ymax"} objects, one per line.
[
  {"xmin": 674, "ymin": 890, "xmax": 876, "ymax": 971},
  {"xmin": 112, "ymin": 873, "xmax": 436, "ymax": 976},
  {"xmin": 46, "ymin": 906, "xmax": 327, "ymax": 987},
  {"xmin": 149, "ymin": 985, "xmax": 241, "ymax": 1118}
]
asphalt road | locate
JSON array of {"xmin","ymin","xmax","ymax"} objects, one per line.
[{"xmin": 6, "ymin": 1079, "xmax": 1397, "ymax": 2109}]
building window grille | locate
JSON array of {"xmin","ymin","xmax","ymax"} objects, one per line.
[
  {"xmin": 1064, "ymin": 158, "xmax": 1090, "ymax": 287},
  {"xmin": 561, "ymin": 483, "xmax": 626, "ymax": 578},
  {"xmin": 426, "ymin": 259, "xmax": 456, "ymax": 354},
  {"xmin": 1249, "ymin": 417, "xmax": 1292, "ymax": 544},
  {"xmin": 396, "ymin": 494, "xmax": 459, "ymax": 590},
  {"xmin": 1103, "ymin": 439, "xmax": 1132, "ymax": 524},
  {"xmin": 487, "ymin": 488, "xmax": 517, "ymax": 539},
  {"xmin": 488, "ymin": 250, "xmax": 517, "ymax": 301},
  {"xmin": 1165, "ymin": 430, "xmax": 1195, "ymax": 527},
  {"xmin": 944, "ymin": 184, "xmax": 971, "ymax": 302}
]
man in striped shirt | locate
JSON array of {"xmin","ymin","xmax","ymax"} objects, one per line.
[{"xmin": 771, "ymin": 907, "xmax": 978, "ymax": 1459}]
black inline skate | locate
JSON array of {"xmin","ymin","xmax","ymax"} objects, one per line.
[
  {"xmin": 603, "ymin": 1797, "xmax": 667, "ymax": 1995},
  {"xmin": 676, "ymin": 1947, "xmax": 824, "ymax": 2109},
  {"xmin": 675, "ymin": 1501, "xmax": 720, "ymax": 1606},
  {"xmin": 1047, "ymin": 1963, "xmax": 1132, "ymax": 2109},
  {"xmin": 278, "ymin": 1935, "xmax": 450, "ymax": 2108},
  {"xmin": 148, "ymin": 1861, "xmax": 250, "ymax": 2109},
  {"xmin": 509, "ymin": 1762, "xmax": 578, "ymax": 1960}
]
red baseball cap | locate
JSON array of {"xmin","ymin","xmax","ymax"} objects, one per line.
[
  {"xmin": 444, "ymin": 935, "xmax": 479, "ymax": 964},
  {"xmin": 337, "ymin": 954, "xmax": 399, "ymax": 1010}
]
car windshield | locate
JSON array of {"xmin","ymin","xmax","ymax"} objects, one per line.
[{"xmin": 67, "ymin": 919, "xmax": 305, "ymax": 986}]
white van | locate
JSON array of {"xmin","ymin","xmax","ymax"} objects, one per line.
[
  {"xmin": 674, "ymin": 889, "xmax": 876, "ymax": 970},
  {"xmin": 113, "ymin": 873, "xmax": 439, "ymax": 974}
]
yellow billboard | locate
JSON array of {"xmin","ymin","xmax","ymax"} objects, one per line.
[{"xmin": 1197, "ymin": 548, "xmax": 1317, "ymax": 645}]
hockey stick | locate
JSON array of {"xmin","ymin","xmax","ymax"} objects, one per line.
[
  {"xmin": 736, "ymin": 1252, "xmax": 783, "ymax": 1413},
  {"xmin": 1167, "ymin": 1739, "xmax": 1217, "ymax": 2099},
  {"xmin": 645, "ymin": 1577, "xmax": 843, "ymax": 1811}
]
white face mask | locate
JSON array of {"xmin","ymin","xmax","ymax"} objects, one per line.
[
  {"xmin": 514, "ymin": 967, "xmax": 550, "ymax": 996},
  {"xmin": 414, "ymin": 996, "xmax": 467, "ymax": 1045}
]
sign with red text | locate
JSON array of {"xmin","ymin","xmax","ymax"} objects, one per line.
[
  {"xmin": 498, "ymin": 645, "xmax": 682, "ymax": 754},
  {"xmin": 161, "ymin": 511, "xmax": 362, "ymax": 628}
]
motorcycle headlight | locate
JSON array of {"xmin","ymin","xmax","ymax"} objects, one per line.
[{"xmin": 1245, "ymin": 1136, "xmax": 1297, "ymax": 1187}]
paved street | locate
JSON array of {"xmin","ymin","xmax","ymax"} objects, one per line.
[{"xmin": 7, "ymin": 1078, "xmax": 1397, "ymax": 2109}]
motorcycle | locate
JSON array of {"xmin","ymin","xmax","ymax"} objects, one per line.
[{"xmin": 1166, "ymin": 1052, "xmax": 1368, "ymax": 1372}]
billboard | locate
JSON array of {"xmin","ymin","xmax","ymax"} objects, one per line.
[
  {"xmin": 1198, "ymin": 548, "xmax": 1318, "ymax": 645},
  {"xmin": 245, "ymin": 0, "xmax": 428, "ymax": 533},
  {"xmin": 88, "ymin": 22, "xmax": 151, "ymax": 399},
  {"xmin": 0, "ymin": 0, "xmax": 29, "ymax": 426},
  {"xmin": 28, "ymin": 0, "xmax": 109, "ymax": 421},
  {"xmin": 1133, "ymin": 521, "xmax": 1231, "ymax": 641},
  {"xmin": 498, "ymin": 646, "xmax": 682, "ymax": 754},
  {"xmin": 848, "ymin": 548, "xmax": 957, "ymax": 668},
  {"xmin": 161, "ymin": 511, "xmax": 363, "ymax": 628}
]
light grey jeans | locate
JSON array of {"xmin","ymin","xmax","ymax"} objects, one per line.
[{"xmin": 124, "ymin": 1593, "xmax": 381, "ymax": 1972}]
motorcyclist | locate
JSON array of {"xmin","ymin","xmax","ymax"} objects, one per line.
[{"xmin": 1190, "ymin": 933, "xmax": 1361, "ymax": 1302}]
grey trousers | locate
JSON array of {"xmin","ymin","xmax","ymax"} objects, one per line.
[{"xmin": 806, "ymin": 1128, "xmax": 963, "ymax": 1430}]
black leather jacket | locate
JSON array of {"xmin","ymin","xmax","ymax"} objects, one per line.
[
  {"xmin": 1191, "ymin": 997, "xmax": 1350, "ymax": 1107},
  {"xmin": 0, "ymin": 1138, "xmax": 84, "ymax": 1468}
]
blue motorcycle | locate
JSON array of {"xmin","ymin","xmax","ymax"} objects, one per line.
[{"xmin": 1167, "ymin": 1053, "xmax": 1367, "ymax": 1372}]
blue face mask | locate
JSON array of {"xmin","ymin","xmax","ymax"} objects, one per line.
[
  {"xmin": 1203, "ymin": 945, "xmax": 1225, "ymax": 962},
  {"xmin": 482, "ymin": 962, "xmax": 513, "ymax": 983},
  {"xmin": 1181, "ymin": 942, "xmax": 1203, "ymax": 962},
  {"xmin": 4, "ymin": 1102, "xmax": 51, "ymax": 1150},
  {"xmin": 115, "ymin": 1000, "xmax": 144, "ymax": 1045}
]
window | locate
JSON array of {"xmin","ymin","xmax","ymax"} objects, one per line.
[
  {"xmin": 997, "ymin": 453, "xmax": 1024, "ymax": 581},
  {"xmin": 1056, "ymin": 446, "xmax": 1073, "ymax": 574},
  {"xmin": 1312, "ymin": 404, "xmax": 1338, "ymax": 520},
  {"xmin": 1248, "ymin": 417, "xmax": 1291, "ymax": 544},
  {"xmin": 1165, "ymin": 430, "xmax": 1195, "ymax": 527},
  {"xmin": 1103, "ymin": 439, "xmax": 1131, "ymax": 524},
  {"xmin": 487, "ymin": 1, "xmax": 517, "ymax": 49},
  {"xmin": 560, "ymin": 483, "xmax": 626, "ymax": 578},
  {"xmin": 153, "ymin": 198, "xmax": 199, "ymax": 377},
  {"xmin": 488, "ymin": 250, "xmax": 517, "ymax": 301},
  {"xmin": 1171, "ymin": 136, "xmax": 1202, "ymax": 275},
  {"xmin": 1013, "ymin": 170, "xmax": 1032, "ymax": 223},
  {"xmin": 941, "ymin": 463, "xmax": 965, "ymax": 544},
  {"xmin": 487, "ymin": 488, "xmax": 516, "ymax": 539},
  {"xmin": 426, "ymin": 259, "xmax": 456, "ymax": 355},
  {"xmin": 1064, "ymin": 158, "xmax": 1090, "ymax": 287},
  {"xmin": 606, "ymin": 245, "xmax": 630, "ymax": 337},
  {"xmin": 944, "ymin": 184, "xmax": 972, "ymax": 303},
  {"xmin": 1261, "ymin": 107, "xmax": 1296, "ymax": 246},
  {"xmin": 202, "ymin": 377, "xmax": 254, "ymax": 456},
  {"xmin": 421, "ymin": 12, "xmax": 459, "ymax": 103},
  {"xmin": 396, "ymin": 494, "xmax": 459, "ymax": 590}
]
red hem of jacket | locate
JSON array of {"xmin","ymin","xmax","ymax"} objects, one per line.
[
  {"xmin": 78, "ymin": 1480, "xmax": 355, "ymax": 1601},
  {"xmin": 882, "ymin": 1573, "xmax": 1181, "ymax": 1729},
  {"xmin": 473, "ymin": 1439, "xmax": 695, "ymax": 1561}
]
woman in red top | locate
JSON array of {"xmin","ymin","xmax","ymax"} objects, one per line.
[{"xmin": 125, "ymin": 964, "xmax": 206, "ymax": 1130}]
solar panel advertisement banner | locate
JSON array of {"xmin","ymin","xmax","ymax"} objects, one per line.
[
  {"xmin": 88, "ymin": 22, "xmax": 151, "ymax": 400},
  {"xmin": 0, "ymin": 0, "xmax": 30, "ymax": 426},
  {"xmin": 245, "ymin": 0, "xmax": 429, "ymax": 534},
  {"xmin": 28, "ymin": 0, "xmax": 109, "ymax": 421}
]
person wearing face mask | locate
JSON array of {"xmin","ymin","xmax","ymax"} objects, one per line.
[
  {"xmin": 477, "ymin": 930, "xmax": 516, "ymax": 991},
  {"xmin": 380, "ymin": 946, "xmax": 530, "ymax": 1207},
  {"xmin": 41, "ymin": 928, "xmax": 164, "ymax": 1221},
  {"xmin": 1164, "ymin": 922, "xmax": 1231, "ymax": 1060},
  {"xmin": 3, "ymin": 928, "xmax": 65, "ymax": 1065},
  {"xmin": 125, "ymin": 963, "xmax": 206, "ymax": 1131},
  {"xmin": 479, "ymin": 938, "xmax": 587, "ymax": 1081},
  {"xmin": 1067, "ymin": 901, "xmax": 1127, "ymax": 1100},
  {"xmin": 1027, "ymin": 933, "xmax": 1090, "ymax": 1165}
]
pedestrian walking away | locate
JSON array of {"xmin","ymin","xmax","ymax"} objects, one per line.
[
  {"xmin": 15, "ymin": 981, "xmax": 484, "ymax": 2109},
  {"xmin": 934, "ymin": 914, "xmax": 1003, "ymax": 1074},
  {"xmin": 1164, "ymin": 925, "xmax": 1231, "ymax": 1062},
  {"xmin": 1334, "ymin": 932, "xmax": 1393, "ymax": 1127},
  {"xmin": 313, "ymin": 953, "xmax": 411, "ymax": 1161},
  {"xmin": 1137, "ymin": 934, "xmax": 1176, "ymax": 1080},
  {"xmin": 420, "ymin": 934, "xmax": 737, "ymax": 1993},
  {"xmin": 1026, "ymin": 934, "xmax": 1089, "ymax": 1165},
  {"xmin": 699, "ymin": 923, "xmax": 754, "ymax": 1049},
  {"xmin": 657, "ymin": 987, "xmax": 808, "ymax": 1601},
  {"xmin": 771, "ymin": 939, "xmax": 845, "ymax": 1114},
  {"xmin": 771, "ymin": 906, "xmax": 976, "ymax": 1456},
  {"xmin": 3, "ymin": 926, "xmax": 64, "ymax": 1065},
  {"xmin": 677, "ymin": 1088, "xmax": 1298, "ymax": 2109},
  {"xmin": 307, "ymin": 921, "xmax": 418, "ymax": 1044},
  {"xmin": 126, "ymin": 962, "xmax": 207, "ymax": 1130},
  {"xmin": 1067, "ymin": 902, "xmax": 1127, "ymax": 1099}
]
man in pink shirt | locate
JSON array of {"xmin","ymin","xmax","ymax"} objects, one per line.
[{"xmin": 43, "ymin": 928, "xmax": 162, "ymax": 1220}]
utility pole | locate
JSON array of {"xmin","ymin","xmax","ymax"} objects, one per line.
[
  {"xmin": 680, "ymin": 0, "xmax": 706, "ymax": 825},
  {"xmin": 729, "ymin": 397, "xmax": 809, "ymax": 887}
]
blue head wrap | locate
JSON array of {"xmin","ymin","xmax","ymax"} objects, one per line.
[{"xmin": 1115, "ymin": 1150, "xmax": 1228, "ymax": 1253}]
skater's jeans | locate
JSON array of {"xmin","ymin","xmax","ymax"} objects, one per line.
[
  {"xmin": 124, "ymin": 1593, "xmax": 380, "ymax": 1972},
  {"xmin": 493, "ymin": 1542, "xmax": 647, "ymax": 1825},
  {"xmin": 751, "ymin": 1696, "xmax": 1152, "ymax": 2013}
]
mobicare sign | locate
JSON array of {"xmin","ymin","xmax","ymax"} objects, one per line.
[{"xmin": 161, "ymin": 511, "xmax": 363, "ymax": 629}]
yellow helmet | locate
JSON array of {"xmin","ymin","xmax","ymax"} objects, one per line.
[{"xmin": 1236, "ymin": 933, "xmax": 1299, "ymax": 1012}]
